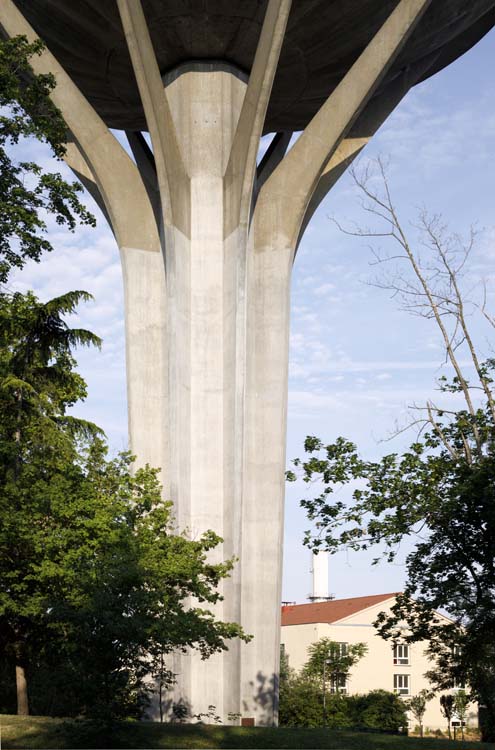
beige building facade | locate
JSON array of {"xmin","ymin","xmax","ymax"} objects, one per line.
[{"xmin": 281, "ymin": 593, "xmax": 477, "ymax": 732}]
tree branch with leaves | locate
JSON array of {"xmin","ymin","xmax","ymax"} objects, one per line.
[
  {"xmin": 288, "ymin": 159, "xmax": 495, "ymax": 740},
  {"xmin": 0, "ymin": 35, "xmax": 95, "ymax": 284}
]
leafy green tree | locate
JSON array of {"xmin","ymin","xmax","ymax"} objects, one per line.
[
  {"xmin": 0, "ymin": 288, "xmax": 101, "ymax": 714},
  {"xmin": 405, "ymin": 689, "xmax": 433, "ymax": 737},
  {"xmin": 349, "ymin": 690, "xmax": 408, "ymax": 733},
  {"xmin": 279, "ymin": 673, "xmax": 332, "ymax": 728},
  {"xmin": 279, "ymin": 677, "xmax": 407, "ymax": 731},
  {"xmin": 373, "ymin": 465, "xmax": 495, "ymax": 739},
  {"xmin": 280, "ymin": 644, "xmax": 292, "ymax": 686},
  {"xmin": 303, "ymin": 638, "xmax": 367, "ymax": 692},
  {"xmin": 0, "ymin": 290, "xmax": 248, "ymax": 718},
  {"xmin": 279, "ymin": 638, "xmax": 367, "ymax": 728},
  {"xmin": 0, "ymin": 35, "xmax": 95, "ymax": 283},
  {"xmin": 289, "ymin": 396, "xmax": 495, "ymax": 739},
  {"xmin": 24, "ymin": 446, "xmax": 248, "ymax": 721},
  {"xmin": 440, "ymin": 694, "xmax": 455, "ymax": 739},
  {"xmin": 288, "ymin": 162, "xmax": 495, "ymax": 740},
  {"xmin": 454, "ymin": 690, "xmax": 469, "ymax": 740}
]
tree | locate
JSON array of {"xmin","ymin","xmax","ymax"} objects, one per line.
[
  {"xmin": 0, "ymin": 288, "xmax": 101, "ymax": 714},
  {"xmin": 279, "ymin": 677, "xmax": 407, "ymax": 731},
  {"xmin": 351, "ymin": 690, "xmax": 408, "ymax": 733},
  {"xmin": 0, "ymin": 290, "xmax": 248, "ymax": 718},
  {"xmin": 0, "ymin": 35, "xmax": 95, "ymax": 283},
  {"xmin": 406, "ymin": 689, "xmax": 433, "ymax": 737},
  {"xmin": 303, "ymin": 638, "xmax": 367, "ymax": 693},
  {"xmin": 279, "ymin": 638, "xmax": 367, "ymax": 728},
  {"xmin": 440, "ymin": 694, "xmax": 454, "ymax": 739},
  {"xmin": 280, "ymin": 644, "xmax": 292, "ymax": 686},
  {"xmin": 454, "ymin": 689, "xmax": 469, "ymax": 740},
  {"xmin": 287, "ymin": 160, "xmax": 495, "ymax": 740},
  {"xmin": 27, "ymin": 445, "xmax": 248, "ymax": 721},
  {"xmin": 279, "ymin": 673, "xmax": 326, "ymax": 727}
]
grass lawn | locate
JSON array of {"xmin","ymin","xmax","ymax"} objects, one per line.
[{"xmin": 1, "ymin": 715, "xmax": 493, "ymax": 750}]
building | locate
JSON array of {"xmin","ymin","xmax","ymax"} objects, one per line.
[{"xmin": 281, "ymin": 593, "xmax": 477, "ymax": 731}]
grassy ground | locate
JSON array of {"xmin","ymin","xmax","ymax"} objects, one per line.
[{"xmin": 1, "ymin": 715, "xmax": 493, "ymax": 750}]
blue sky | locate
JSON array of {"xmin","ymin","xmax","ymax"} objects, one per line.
[{"xmin": 10, "ymin": 27, "xmax": 495, "ymax": 606}]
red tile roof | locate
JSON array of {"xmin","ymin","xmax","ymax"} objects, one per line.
[{"xmin": 281, "ymin": 593, "xmax": 399, "ymax": 626}]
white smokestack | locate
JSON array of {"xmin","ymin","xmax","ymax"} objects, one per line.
[{"xmin": 310, "ymin": 550, "xmax": 330, "ymax": 601}]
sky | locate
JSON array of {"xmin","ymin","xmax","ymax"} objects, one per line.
[{"xmin": 9, "ymin": 26, "xmax": 495, "ymax": 607}]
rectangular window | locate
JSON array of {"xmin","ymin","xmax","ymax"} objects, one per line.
[
  {"xmin": 330, "ymin": 673, "xmax": 348, "ymax": 695},
  {"xmin": 393, "ymin": 644, "xmax": 410, "ymax": 665},
  {"xmin": 394, "ymin": 674, "xmax": 410, "ymax": 695},
  {"xmin": 330, "ymin": 642, "xmax": 348, "ymax": 658}
]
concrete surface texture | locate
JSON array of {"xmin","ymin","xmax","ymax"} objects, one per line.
[
  {"xmin": 9, "ymin": 0, "xmax": 495, "ymax": 132},
  {"xmin": 1, "ymin": 0, "xmax": 494, "ymax": 726}
]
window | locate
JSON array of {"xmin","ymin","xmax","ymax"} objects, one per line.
[
  {"xmin": 394, "ymin": 674, "xmax": 410, "ymax": 695},
  {"xmin": 330, "ymin": 642, "xmax": 348, "ymax": 658},
  {"xmin": 330, "ymin": 673, "xmax": 348, "ymax": 695},
  {"xmin": 393, "ymin": 644, "xmax": 410, "ymax": 665}
]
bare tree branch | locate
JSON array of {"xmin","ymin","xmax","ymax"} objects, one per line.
[{"xmin": 336, "ymin": 157, "xmax": 495, "ymax": 459}]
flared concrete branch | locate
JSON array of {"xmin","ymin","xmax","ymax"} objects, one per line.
[
  {"xmin": 64, "ymin": 140, "xmax": 111, "ymax": 227},
  {"xmin": 125, "ymin": 131, "xmax": 161, "ymax": 225},
  {"xmin": 0, "ymin": 0, "xmax": 158, "ymax": 253},
  {"xmin": 256, "ymin": 131, "xmax": 293, "ymax": 195},
  {"xmin": 296, "ymin": 49, "xmax": 443, "ymax": 247},
  {"xmin": 256, "ymin": 0, "xmax": 433, "ymax": 250},
  {"xmin": 224, "ymin": 0, "xmax": 292, "ymax": 236},
  {"xmin": 117, "ymin": 0, "xmax": 190, "ymax": 235}
]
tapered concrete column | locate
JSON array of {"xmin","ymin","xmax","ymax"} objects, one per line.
[
  {"xmin": 144, "ymin": 63, "xmax": 292, "ymax": 723},
  {"xmin": 240, "ymin": 240, "xmax": 292, "ymax": 720},
  {"xmin": 159, "ymin": 65, "xmax": 248, "ymax": 718},
  {"xmin": 120, "ymin": 247, "xmax": 168, "ymax": 477}
]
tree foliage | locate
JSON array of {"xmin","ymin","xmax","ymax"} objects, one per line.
[
  {"xmin": 405, "ymin": 689, "xmax": 433, "ymax": 737},
  {"xmin": 302, "ymin": 638, "xmax": 367, "ymax": 688},
  {"xmin": 0, "ymin": 35, "xmax": 95, "ymax": 283},
  {"xmin": 288, "ymin": 160, "xmax": 495, "ymax": 740},
  {"xmin": 278, "ymin": 638, "xmax": 405, "ymax": 731},
  {"xmin": 279, "ymin": 674, "xmax": 407, "ymax": 731},
  {"xmin": 0, "ymin": 290, "xmax": 248, "ymax": 719},
  {"xmin": 440, "ymin": 694, "xmax": 455, "ymax": 739},
  {"xmin": 352, "ymin": 690, "xmax": 408, "ymax": 733}
]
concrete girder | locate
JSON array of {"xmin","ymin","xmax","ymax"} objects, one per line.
[
  {"xmin": 256, "ymin": 0, "xmax": 433, "ymax": 252},
  {"xmin": 0, "ymin": 0, "xmax": 168, "ymax": 481},
  {"xmin": 224, "ymin": 0, "xmax": 292, "ymax": 236},
  {"xmin": 125, "ymin": 131, "xmax": 161, "ymax": 224},
  {"xmin": 0, "ymin": 0, "xmax": 159, "ymax": 254},
  {"xmin": 296, "ymin": 51, "xmax": 442, "ymax": 248},
  {"xmin": 255, "ymin": 131, "xmax": 293, "ymax": 197},
  {"xmin": 117, "ymin": 0, "xmax": 190, "ymax": 236},
  {"xmin": 64, "ymin": 140, "xmax": 111, "ymax": 228}
]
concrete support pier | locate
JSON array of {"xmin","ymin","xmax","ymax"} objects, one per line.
[
  {"xmin": 1, "ymin": 0, "xmax": 443, "ymax": 724},
  {"xmin": 147, "ymin": 61, "xmax": 293, "ymax": 721}
]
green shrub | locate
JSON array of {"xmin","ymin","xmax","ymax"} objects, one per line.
[
  {"xmin": 350, "ymin": 690, "xmax": 408, "ymax": 732},
  {"xmin": 279, "ymin": 675, "xmax": 324, "ymax": 727},
  {"xmin": 279, "ymin": 678, "xmax": 407, "ymax": 732}
]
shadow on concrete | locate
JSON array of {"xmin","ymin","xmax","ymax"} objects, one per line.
[{"xmin": 250, "ymin": 670, "xmax": 279, "ymax": 726}]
